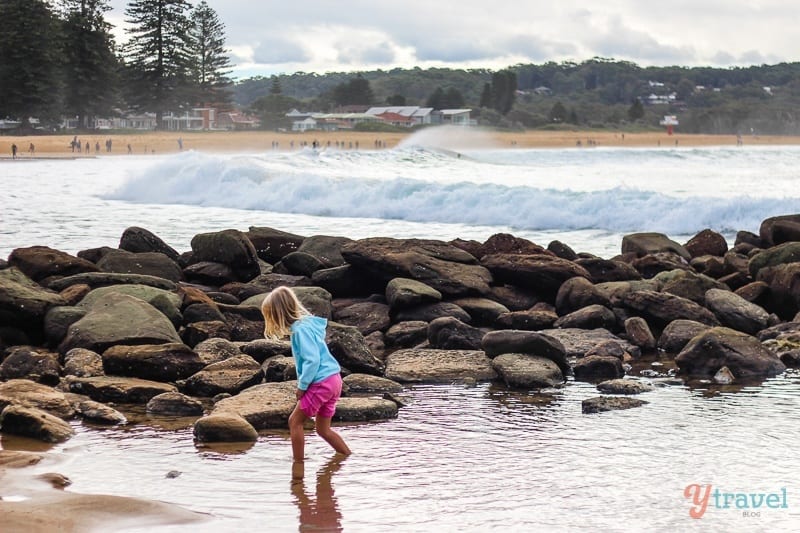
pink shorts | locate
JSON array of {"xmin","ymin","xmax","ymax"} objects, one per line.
[{"xmin": 299, "ymin": 373, "xmax": 343, "ymax": 418}]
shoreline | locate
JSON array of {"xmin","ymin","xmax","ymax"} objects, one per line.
[{"xmin": 1, "ymin": 129, "xmax": 798, "ymax": 158}]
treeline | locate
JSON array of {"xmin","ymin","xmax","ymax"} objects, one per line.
[
  {"xmin": 236, "ymin": 58, "xmax": 800, "ymax": 134},
  {"xmin": 0, "ymin": 0, "xmax": 232, "ymax": 130}
]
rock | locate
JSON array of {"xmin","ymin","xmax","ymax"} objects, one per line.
[
  {"xmin": 573, "ymin": 355, "xmax": 624, "ymax": 381},
  {"xmin": 759, "ymin": 214, "xmax": 800, "ymax": 246},
  {"xmin": 280, "ymin": 235, "xmax": 352, "ymax": 276},
  {"xmin": 574, "ymin": 258, "xmax": 642, "ymax": 283},
  {"xmin": 704, "ymin": 288, "xmax": 769, "ymax": 335},
  {"xmin": 193, "ymin": 413, "xmax": 258, "ymax": 442},
  {"xmin": 477, "ymin": 233, "xmax": 550, "ymax": 257},
  {"xmin": 713, "ymin": 366, "xmax": 735, "ymax": 384},
  {"xmin": 326, "ymin": 322, "xmax": 385, "ymax": 375},
  {"xmin": 393, "ymin": 302, "xmax": 471, "ymax": 324},
  {"xmin": 539, "ymin": 328, "xmax": 638, "ymax": 360},
  {"xmin": 45, "ymin": 272, "xmax": 177, "ymax": 292},
  {"xmin": 586, "ymin": 340, "xmax": 630, "ymax": 360},
  {"xmin": 96, "ymin": 250, "xmax": 182, "ymax": 283},
  {"xmin": 119, "ymin": 226, "xmax": 180, "ymax": 261},
  {"xmin": 190, "ymin": 229, "xmax": 261, "ymax": 282},
  {"xmin": 73, "ymin": 399, "xmax": 127, "ymax": 425},
  {"xmin": 384, "ymin": 321, "xmax": 429, "ymax": 348},
  {"xmin": 262, "ymin": 356, "xmax": 297, "ymax": 382},
  {"xmin": 427, "ymin": 316, "xmax": 484, "ymax": 350},
  {"xmin": 631, "ymin": 252, "xmax": 691, "ymax": 278},
  {"xmin": 211, "ymin": 381, "xmax": 296, "ymax": 429},
  {"xmin": 312, "ymin": 265, "xmax": 383, "ymax": 298},
  {"xmin": 0, "ymin": 346, "xmax": 61, "ymax": 385},
  {"xmin": 342, "ymin": 373, "xmax": 403, "ymax": 393},
  {"xmin": 555, "ymin": 277, "xmax": 611, "ymax": 315},
  {"xmin": 181, "ymin": 320, "xmax": 231, "ymax": 347},
  {"xmin": 624, "ymin": 317, "xmax": 656, "ymax": 351},
  {"xmin": 481, "ymin": 254, "xmax": 590, "ymax": 299},
  {"xmin": 78, "ymin": 284, "xmax": 183, "ymax": 326},
  {"xmin": 675, "ymin": 327, "xmax": 786, "ymax": 378},
  {"xmin": 0, "ymin": 405, "xmax": 74, "ymax": 443},
  {"xmin": 496, "ymin": 309, "xmax": 557, "ymax": 330},
  {"xmin": 547, "ymin": 240, "xmax": 577, "ymax": 260},
  {"xmin": 333, "ymin": 301, "xmax": 391, "ymax": 336},
  {"xmin": 0, "ymin": 379, "xmax": 75, "ymax": 419},
  {"xmin": 621, "ymin": 232, "xmax": 691, "ymax": 260},
  {"xmin": 449, "ymin": 297, "xmax": 509, "ymax": 327},
  {"xmin": 0, "ymin": 267, "xmax": 66, "ymax": 326},
  {"xmin": 182, "ymin": 302, "xmax": 225, "ymax": 324},
  {"xmin": 244, "ymin": 287, "xmax": 332, "ymax": 320},
  {"xmin": 44, "ymin": 306, "xmax": 86, "ymax": 344},
  {"xmin": 102, "ymin": 343, "xmax": 205, "ymax": 382},
  {"xmin": 492, "ymin": 353, "xmax": 563, "ymax": 388},
  {"xmin": 748, "ymin": 241, "xmax": 800, "ymax": 278},
  {"xmin": 384, "ymin": 349, "xmax": 497, "ymax": 383},
  {"xmin": 734, "ymin": 281, "xmax": 769, "ymax": 305},
  {"xmin": 333, "ymin": 397, "xmax": 399, "ymax": 422},
  {"xmin": 59, "ymin": 283, "xmax": 92, "ymax": 306},
  {"xmin": 183, "ymin": 261, "xmax": 238, "ymax": 285},
  {"xmin": 690, "ymin": 255, "xmax": 727, "ymax": 279},
  {"xmin": 594, "ymin": 280, "xmax": 661, "ymax": 307},
  {"xmin": 656, "ymin": 269, "xmax": 728, "ymax": 304},
  {"xmin": 657, "ymin": 319, "xmax": 713, "ymax": 354},
  {"xmin": 146, "ymin": 391, "xmax": 204, "ymax": 416},
  {"xmin": 182, "ymin": 354, "xmax": 263, "ymax": 397},
  {"xmin": 481, "ymin": 329, "xmax": 570, "ymax": 375},
  {"xmin": 64, "ymin": 348, "xmax": 105, "ymax": 377},
  {"xmin": 553, "ymin": 304, "xmax": 617, "ymax": 330},
  {"xmin": 597, "ymin": 379, "xmax": 653, "ymax": 395},
  {"xmin": 245, "ymin": 226, "xmax": 304, "ymax": 263},
  {"xmin": 238, "ymin": 339, "xmax": 288, "ymax": 363},
  {"xmin": 622, "ymin": 290, "xmax": 720, "ymax": 329},
  {"xmin": 59, "ymin": 292, "xmax": 182, "ymax": 355},
  {"xmin": 582, "ymin": 396, "xmax": 647, "ymax": 414},
  {"xmin": 64, "ymin": 376, "xmax": 176, "ymax": 403},
  {"xmin": 761, "ymin": 262, "xmax": 800, "ymax": 320},
  {"xmin": 342, "ymin": 237, "xmax": 492, "ymax": 297},
  {"xmin": 684, "ymin": 229, "xmax": 728, "ymax": 258},
  {"xmin": 8, "ymin": 246, "xmax": 99, "ymax": 282}
]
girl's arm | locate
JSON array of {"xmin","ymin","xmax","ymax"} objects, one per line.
[{"xmin": 292, "ymin": 326, "xmax": 322, "ymax": 391}]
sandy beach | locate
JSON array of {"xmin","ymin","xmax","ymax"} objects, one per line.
[{"xmin": 1, "ymin": 129, "xmax": 799, "ymax": 159}]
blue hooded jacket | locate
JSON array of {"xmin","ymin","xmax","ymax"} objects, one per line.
[{"xmin": 290, "ymin": 316, "xmax": 341, "ymax": 391}]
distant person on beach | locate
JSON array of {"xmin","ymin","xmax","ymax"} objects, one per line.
[
  {"xmin": 178, "ymin": 137, "xmax": 183, "ymax": 151},
  {"xmin": 11, "ymin": 143, "xmax": 17, "ymax": 159},
  {"xmin": 127, "ymin": 143, "xmax": 132, "ymax": 154},
  {"xmin": 29, "ymin": 143, "xmax": 34, "ymax": 156},
  {"xmin": 261, "ymin": 287, "xmax": 351, "ymax": 467}
]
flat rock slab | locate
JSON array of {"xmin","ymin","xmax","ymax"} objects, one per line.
[
  {"xmin": 342, "ymin": 374, "xmax": 404, "ymax": 393},
  {"xmin": 212, "ymin": 381, "xmax": 297, "ymax": 429},
  {"xmin": 0, "ymin": 405, "xmax": 75, "ymax": 443},
  {"xmin": 582, "ymin": 396, "xmax": 648, "ymax": 414},
  {"xmin": 0, "ymin": 379, "xmax": 75, "ymax": 419},
  {"xmin": 64, "ymin": 376, "xmax": 176, "ymax": 404},
  {"xmin": 596, "ymin": 379, "xmax": 654, "ymax": 395},
  {"xmin": 539, "ymin": 328, "xmax": 639, "ymax": 358},
  {"xmin": 333, "ymin": 397, "xmax": 398, "ymax": 422},
  {"xmin": 492, "ymin": 353, "xmax": 564, "ymax": 389},
  {"xmin": 384, "ymin": 349, "xmax": 497, "ymax": 383}
]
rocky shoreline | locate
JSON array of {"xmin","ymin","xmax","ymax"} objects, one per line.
[{"xmin": 1, "ymin": 216, "xmax": 800, "ymax": 447}]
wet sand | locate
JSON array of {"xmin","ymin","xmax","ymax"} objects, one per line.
[{"xmin": 1, "ymin": 129, "xmax": 798, "ymax": 159}]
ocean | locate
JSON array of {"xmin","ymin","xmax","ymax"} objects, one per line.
[{"xmin": 1, "ymin": 133, "xmax": 800, "ymax": 531}]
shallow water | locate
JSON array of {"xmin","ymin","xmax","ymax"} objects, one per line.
[{"xmin": 4, "ymin": 364, "xmax": 799, "ymax": 531}]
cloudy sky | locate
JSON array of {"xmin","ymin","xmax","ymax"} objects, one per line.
[{"xmin": 107, "ymin": 0, "xmax": 796, "ymax": 80}]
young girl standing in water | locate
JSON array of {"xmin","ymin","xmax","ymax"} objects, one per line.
[{"xmin": 261, "ymin": 287, "xmax": 351, "ymax": 462}]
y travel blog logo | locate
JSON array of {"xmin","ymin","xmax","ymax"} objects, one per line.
[{"xmin": 684, "ymin": 484, "xmax": 789, "ymax": 519}]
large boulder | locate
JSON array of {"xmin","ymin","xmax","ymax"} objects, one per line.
[
  {"xmin": 622, "ymin": 290, "xmax": 720, "ymax": 329},
  {"xmin": 631, "ymin": 252, "xmax": 692, "ymax": 279},
  {"xmin": 312, "ymin": 265, "xmax": 384, "ymax": 298},
  {"xmin": 481, "ymin": 329, "xmax": 569, "ymax": 375},
  {"xmin": 759, "ymin": 214, "xmax": 800, "ymax": 246},
  {"xmin": 0, "ymin": 379, "xmax": 75, "ymax": 419},
  {"xmin": 492, "ymin": 353, "xmax": 563, "ymax": 389},
  {"xmin": 539, "ymin": 328, "xmax": 638, "ymax": 359},
  {"xmin": 748, "ymin": 242, "xmax": 800, "ymax": 278},
  {"xmin": 96, "ymin": 250, "xmax": 182, "ymax": 283},
  {"xmin": 193, "ymin": 413, "xmax": 258, "ymax": 442},
  {"xmin": 384, "ymin": 321, "xmax": 429, "ymax": 348},
  {"xmin": 656, "ymin": 270, "xmax": 728, "ymax": 304},
  {"xmin": 326, "ymin": 322, "xmax": 385, "ymax": 375},
  {"xmin": 573, "ymin": 355, "xmax": 624, "ymax": 381},
  {"xmin": 59, "ymin": 292, "xmax": 182, "ymax": 354},
  {"xmin": 621, "ymin": 232, "xmax": 691, "ymax": 260},
  {"xmin": 427, "ymin": 317, "xmax": 484, "ymax": 350},
  {"xmin": 496, "ymin": 309, "xmax": 557, "ymax": 331},
  {"xmin": 449, "ymin": 297, "xmax": 509, "ymax": 327},
  {"xmin": 0, "ymin": 346, "xmax": 60, "ymax": 385},
  {"xmin": 341, "ymin": 237, "xmax": 492, "ymax": 297},
  {"xmin": 555, "ymin": 277, "xmax": 611, "ymax": 316},
  {"xmin": 333, "ymin": 302, "xmax": 391, "ymax": 336},
  {"xmin": 0, "ymin": 405, "xmax": 74, "ymax": 443},
  {"xmin": 385, "ymin": 278, "xmax": 442, "ymax": 310},
  {"xmin": 63, "ymin": 348, "xmax": 105, "ymax": 377},
  {"xmin": 190, "ymin": 229, "xmax": 261, "ymax": 282},
  {"xmin": 212, "ymin": 381, "xmax": 296, "ymax": 429},
  {"xmin": 684, "ymin": 229, "xmax": 728, "ymax": 258},
  {"xmin": 553, "ymin": 304, "xmax": 617, "ymax": 331},
  {"xmin": 64, "ymin": 376, "xmax": 176, "ymax": 403},
  {"xmin": 342, "ymin": 373, "xmax": 403, "ymax": 393},
  {"xmin": 0, "ymin": 267, "xmax": 66, "ymax": 326},
  {"xmin": 240, "ymin": 338, "xmax": 292, "ymax": 363},
  {"xmin": 182, "ymin": 354, "xmax": 263, "ymax": 397},
  {"xmin": 675, "ymin": 327, "xmax": 786, "ymax": 378},
  {"xmin": 119, "ymin": 226, "xmax": 180, "ymax": 261},
  {"xmin": 77, "ymin": 284, "xmax": 183, "ymax": 326},
  {"xmin": 146, "ymin": 391, "xmax": 204, "ymax": 416},
  {"xmin": 393, "ymin": 302, "xmax": 471, "ymax": 324},
  {"xmin": 574, "ymin": 258, "xmax": 642, "ymax": 283},
  {"xmin": 704, "ymin": 288, "xmax": 769, "ymax": 335},
  {"xmin": 481, "ymin": 254, "xmax": 590, "ymax": 299},
  {"xmin": 657, "ymin": 319, "xmax": 712, "ymax": 354},
  {"xmin": 8, "ymin": 246, "xmax": 99, "ymax": 282},
  {"xmin": 102, "ymin": 343, "xmax": 206, "ymax": 382},
  {"xmin": 45, "ymin": 272, "xmax": 177, "ymax": 292},
  {"xmin": 384, "ymin": 349, "xmax": 497, "ymax": 383},
  {"xmin": 280, "ymin": 235, "xmax": 351, "ymax": 276},
  {"xmin": 624, "ymin": 317, "xmax": 657, "ymax": 351},
  {"xmin": 332, "ymin": 397, "xmax": 399, "ymax": 422},
  {"xmin": 761, "ymin": 262, "xmax": 800, "ymax": 319},
  {"xmin": 582, "ymin": 396, "xmax": 647, "ymax": 414},
  {"xmin": 476, "ymin": 233, "xmax": 550, "ymax": 257},
  {"xmin": 245, "ymin": 226, "xmax": 304, "ymax": 263}
]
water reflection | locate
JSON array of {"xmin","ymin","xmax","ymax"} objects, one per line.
[{"xmin": 291, "ymin": 455, "xmax": 345, "ymax": 532}]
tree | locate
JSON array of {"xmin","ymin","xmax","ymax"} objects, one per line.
[
  {"xmin": 249, "ymin": 93, "xmax": 301, "ymax": 130},
  {"xmin": 426, "ymin": 87, "xmax": 445, "ymax": 109},
  {"xmin": 123, "ymin": 0, "xmax": 192, "ymax": 125},
  {"xmin": 0, "ymin": 0, "xmax": 63, "ymax": 126},
  {"xmin": 331, "ymin": 75, "xmax": 374, "ymax": 107},
  {"xmin": 269, "ymin": 75, "xmax": 282, "ymax": 95},
  {"xmin": 548, "ymin": 101, "xmax": 568, "ymax": 123},
  {"xmin": 444, "ymin": 87, "xmax": 465, "ymax": 108},
  {"xmin": 628, "ymin": 98, "xmax": 645, "ymax": 121},
  {"xmin": 386, "ymin": 93, "xmax": 406, "ymax": 106},
  {"xmin": 479, "ymin": 82, "xmax": 493, "ymax": 108},
  {"xmin": 187, "ymin": 0, "xmax": 232, "ymax": 108},
  {"xmin": 59, "ymin": 0, "xmax": 119, "ymax": 128}
]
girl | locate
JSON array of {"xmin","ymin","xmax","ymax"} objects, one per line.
[{"xmin": 261, "ymin": 286, "xmax": 351, "ymax": 462}]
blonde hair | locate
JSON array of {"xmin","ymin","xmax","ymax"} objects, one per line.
[{"xmin": 261, "ymin": 286, "xmax": 310, "ymax": 339}]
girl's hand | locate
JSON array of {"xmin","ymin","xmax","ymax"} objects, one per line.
[{"xmin": 295, "ymin": 389, "xmax": 305, "ymax": 400}]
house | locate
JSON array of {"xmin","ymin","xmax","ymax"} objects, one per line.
[
  {"xmin": 162, "ymin": 108, "xmax": 216, "ymax": 130},
  {"xmin": 291, "ymin": 117, "xmax": 318, "ymax": 132},
  {"xmin": 434, "ymin": 109, "xmax": 473, "ymax": 126},
  {"xmin": 217, "ymin": 112, "xmax": 259, "ymax": 130},
  {"xmin": 365, "ymin": 106, "xmax": 435, "ymax": 125},
  {"xmin": 533, "ymin": 86, "xmax": 552, "ymax": 96},
  {"xmin": 375, "ymin": 112, "xmax": 416, "ymax": 127}
]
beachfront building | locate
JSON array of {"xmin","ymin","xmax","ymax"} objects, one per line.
[
  {"xmin": 161, "ymin": 108, "xmax": 217, "ymax": 130},
  {"xmin": 365, "ymin": 106, "xmax": 435, "ymax": 125},
  {"xmin": 434, "ymin": 109, "xmax": 473, "ymax": 126},
  {"xmin": 217, "ymin": 112, "xmax": 259, "ymax": 130},
  {"xmin": 285, "ymin": 106, "xmax": 473, "ymax": 132}
]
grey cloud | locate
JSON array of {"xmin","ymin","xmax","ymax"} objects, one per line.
[
  {"xmin": 505, "ymin": 35, "xmax": 578, "ymax": 60},
  {"xmin": 588, "ymin": 17, "xmax": 696, "ymax": 63},
  {"xmin": 337, "ymin": 41, "xmax": 396, "ymax": 65},
  {"xmin": 253, "ymin": 38, "xmax": 310, "ymax": 64}
]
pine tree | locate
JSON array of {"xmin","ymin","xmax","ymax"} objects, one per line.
[
  {"xmin": 269, "ymin": 75, "xmax": 282, "ymax": 95},
  {"xmin": 426, "ymin": 87, "xmax": 445, "ymax": 109},
  {"xmin": 123, "ymin": 0, "xmax": 192, "ymax": 125},
  {"xmin": 479, "ymin": 83, "xmax": 493, "ymax": 108},
  {"xmin": 187, "ymin": 0, "xmax": 232, "ymax": 108},
  {"xmin": 0, "ymin": 0, "xmax": 63, "ymax": 126},
  {"xmin": 58, "ymin": 0, "xmax": 119, "ymax": 128}
]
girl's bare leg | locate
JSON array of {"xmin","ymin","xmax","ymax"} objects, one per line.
[
  {"xmin": 289, "ymin": 403, "xmax": 308, "ymax": 461},
  {"xmin": 315, "ymin": 416, "xmax": 351, "ymax": 456}
]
